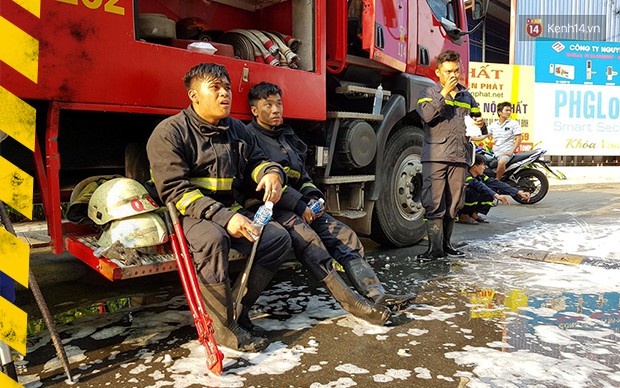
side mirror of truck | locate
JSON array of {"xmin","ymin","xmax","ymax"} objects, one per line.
[
  {"xmin": 440, "ymin": 17, "xmax": 465, "ymax": 40},
  {"xmin": 472, "ymin": 0, "xmax": 490, "ymax": 21}
]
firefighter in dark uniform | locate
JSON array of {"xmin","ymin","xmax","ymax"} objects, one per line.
[
  {"xmin": 146, "ymin": 64, "xmax": 292, "ymax": 352},
  {"xmin": 243, "ymin": 82, "xmax": 416, "ymax": 325},
  {"xmin": 458, "ymin": 154, "xmax": 531, "ymax": 224},
  {"xmin": 416, "ymin": 50, "xmax": 485, "ymax": 260}
]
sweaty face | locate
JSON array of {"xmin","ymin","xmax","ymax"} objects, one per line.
[
  {"xmin": 251, "ymin": 94, "xmax": 283, "ymax": 130},
  {"xmin": 188, "ymin": 76, "xmax": 231, "ymax": 124},
  {"xmin": 436, "ymin": 61, "xmax": 460, "ymax": 87}
]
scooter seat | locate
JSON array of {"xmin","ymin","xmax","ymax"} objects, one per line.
[{"xmin": 510, "ymin": 150, "xmax": 539, "ymax": 164}]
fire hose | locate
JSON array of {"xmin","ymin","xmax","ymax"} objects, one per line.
[{"xmin": 221, "ymin": 29, "xmax": 301, "ymax": 68}]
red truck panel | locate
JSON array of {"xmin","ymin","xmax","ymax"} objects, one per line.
[{"xmin": 2, "ymin": 0, "xmax": 326, "ymax": 121}]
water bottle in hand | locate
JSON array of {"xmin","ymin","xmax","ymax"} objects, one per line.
[
  {"xmin": 308, "ymin": 198, "xmax": 325, "ymax": 215},
  {"xmin": 249, "ymin": 201, "xmax": 274, "ymax": 241}
]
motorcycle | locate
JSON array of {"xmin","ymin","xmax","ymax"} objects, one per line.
[{"xmin": 476, "ymin": 147, "xmax": 566, "ymax": 204}]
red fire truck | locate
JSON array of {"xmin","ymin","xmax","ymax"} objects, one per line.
[{"xmin": 3, "ymin": 0, "xmax": 488, "ymax": 280}]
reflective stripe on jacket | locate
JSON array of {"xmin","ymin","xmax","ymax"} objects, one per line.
[
  {"xmin": 146, "ymin": 106, "xmax": 284, "ymax": 227},
  {"xmin": 417, "ymin": 82, "xmax": 481, "ymax": 164},
  {"xmin": 244, "ymin": 119, "xmax": 323, "ymax": 215}
]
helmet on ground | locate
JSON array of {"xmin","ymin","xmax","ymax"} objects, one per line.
[
  {"xmin": 97, "ymin": 213, "xmax": 168, "ymax": 248},
  {"xmin": 88, "ymin": 177, "xmax": 159, "ymax": 225}
]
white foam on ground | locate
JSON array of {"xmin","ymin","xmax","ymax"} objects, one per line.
[
  {"xmin": 446, "ymin": 345, "xmax": 613, "ymax": 388},
  {"xmin": 309, "ymin": 377, "xmax": 357, "ymax": 387},
  {"xmin": 20, "ymin": 218, "xmax": 620, "ymax": 387}
]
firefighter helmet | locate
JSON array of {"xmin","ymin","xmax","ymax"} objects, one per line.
[
  {"xmin": 88, "ymin": 177, "xmax": 159, "ymax": 225},
  {"xmin": 97, "ymin": 213, "xmax": 168, "ymax": 248},
  {"xmin": 67, "ymin": 175, "xmax": 122, "ymax": 224}
]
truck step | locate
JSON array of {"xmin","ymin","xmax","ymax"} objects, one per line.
[
  {"xmin": 314, "ymin": 175, "xmax": 375, "ymax": 184},
  {"xmin": 326, "ymin": 111, "xmax": 383, "ymax": 121},
  {"xmin": 66, "ymin": 235, "xmax": 248, "ymax": 281},
  {"xmin": 335, "ymin": 85, "xmax": 391, "ymax": 99}
]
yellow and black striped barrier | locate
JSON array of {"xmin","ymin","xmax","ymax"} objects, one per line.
[{"xmin": 0, "ymin": 1, "xmax": 40, "ymax": 386}]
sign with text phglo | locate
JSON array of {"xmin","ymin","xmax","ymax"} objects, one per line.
[{"xmin": 534, "ymin": 40, "xmax": 620, "ymax": 155}]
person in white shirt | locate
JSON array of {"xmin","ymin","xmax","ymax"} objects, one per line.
[{"xmin": 473, "ymin": 101, "xmax": 522, "ymax": 180}]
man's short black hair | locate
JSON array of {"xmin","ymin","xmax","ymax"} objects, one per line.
[
  {"xmin": 183, "ymin": 63, "xmax": 230, "ymax": 91},
  {"xmin": 474, "ymin": 154, "xmax": 486, "ymax": 166},
  {"xmin": 496, "ymin": 101, "xmax": 512, "ymax": 116},
  {"xmin": 248, "ymin": 82, "xmax": 282, "ymax": 107},
  {"xmin": 436, "ymin": 50, "xmax": 461, "ymax": 67}
]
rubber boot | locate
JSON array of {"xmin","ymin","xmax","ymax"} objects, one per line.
[
  {"xmin": 198, "ymin": 281, "xmax": 268, "ymax": 352},
  {"xmin": 443, "ymin": 218, "xmax": 465, "ymax": 257},
  {"xmin": 343, "ymin": 258, "xmax": 416, "ymax": 311},
  {"xmin": 233, "ymin": 265, "xmax": 275, "ymax": 337},
  {"xmin": 416, "ymin": 219, "xmax": 446, "ymax": 260},
  {"xmin": 322, "ymin": 270, "xmax": 390, "ymax": 325}
]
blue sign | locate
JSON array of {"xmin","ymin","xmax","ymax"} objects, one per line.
[{"xmin": 535, "ymin": 40, "xmax": 620, "ymax": 86}]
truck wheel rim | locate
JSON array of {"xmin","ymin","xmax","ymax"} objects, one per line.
[{"xmin": 393, "ymin": 155, "xmax": 424, "ymax": 220}]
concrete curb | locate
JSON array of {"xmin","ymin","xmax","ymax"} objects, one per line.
[{"xmin": 510, "ymin": 249, "xmax": 620, "ymax": 270}]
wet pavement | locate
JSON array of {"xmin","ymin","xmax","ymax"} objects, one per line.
[{"xmin": 13, "ymin": 183, "xmax": 620, "ymax": 387}]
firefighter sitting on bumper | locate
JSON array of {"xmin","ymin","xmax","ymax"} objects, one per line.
[
  {"xmin": 146, "ymin": 64, "xmax": 292, "ymax": 352},
  {"xmin": 242, "ymin": 82, "xmax": 416, "ymax": 326},
  {"xmin": 458, "ymin": 154, "xmax": 531, "ymax": 224}
]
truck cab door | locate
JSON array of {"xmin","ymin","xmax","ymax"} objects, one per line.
[
  {"xmin": 362, "ymin": 0, "xmax": 408, "ymax": 72},
  {"xmin": 416, "ymin": 0, "xmax": 469, "ymax": 82}
]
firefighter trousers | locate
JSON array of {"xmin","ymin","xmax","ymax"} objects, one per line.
[
  {"xmin": 182, "ymin": 209, "xmax": 292, "ymax": 285},
  {"xmin": 421, "ymin": 161, "xmax": 467, "ymax": 220},
  {"xmin": 272, "ymin": 209, "xmax": 364, "ymax": 282},
  {"xmin": 460, "ymin": 186, "xmax": 494, "ymax": 217}
]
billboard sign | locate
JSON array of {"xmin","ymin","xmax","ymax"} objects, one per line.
[
  {"xmin": 469, "ymin": 62, "xmax": 535, "ymax": 151},
  {"xmin": 534, "ymin": 40, "xmax": 620, "ymax": 155}
]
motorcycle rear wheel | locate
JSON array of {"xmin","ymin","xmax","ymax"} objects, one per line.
[{"xmin": 510, "ymin": 169, "xmax": 549, "ymax": 204}]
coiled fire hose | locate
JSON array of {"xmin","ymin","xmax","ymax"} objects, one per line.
[{"xmin": 221, "ymin": 29, "xmax": 301, "ymax": 68}]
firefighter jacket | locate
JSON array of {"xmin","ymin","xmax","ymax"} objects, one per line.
[
  {"xmin": 146, "ymin": 106, "xmax": 285, "ymax": 228},
  {"xmin": 244, "ymin": 119, "xmax": 323, "ymax": 216},
  {"xmin": 466, "ymin": 172, "xmax": 519, "ymax": 198},
  {"xmin": 417, "ymin": 82, "xmax": 481, "ymax": 164}
]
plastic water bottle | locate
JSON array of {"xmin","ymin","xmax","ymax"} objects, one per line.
[
  {"xmin": 248, "ymin": 201, "xmax": 273, "ymax": 241},
  {"xmin": 308, "ymin": 198, "xmax": 325, "ymax": 215},
  {"xmin": 372, "ymin": 84, "xmax": 384, "ymax": 115}
]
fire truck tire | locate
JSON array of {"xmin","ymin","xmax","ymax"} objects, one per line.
[
  {"xmin": 125, "ymin": 143, "xmax": 150, "ymax": 185},
  {"xmin": 372, "ymin": 126, "xmax": 426, "ymax": 247}
]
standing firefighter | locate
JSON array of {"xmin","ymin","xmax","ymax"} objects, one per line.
[
  {"xmin": 243, "ymin": 82, "xmax": 416, "ymax": 325},
  {"xmin": 146, "ymin": 63, "xmax": 292, "ymax": 351},
  {"xmin": 416, "ymin": 50, "xmax": 485, "ymax": 260}
]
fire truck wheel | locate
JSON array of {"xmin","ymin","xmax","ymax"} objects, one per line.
[
  {"xmin": 372, "ymin": 126, "xmax": 426, "ymax": 247},
  {"xmin": 125, "ymin": 143, "xmax": 150, "ymax": 184}
]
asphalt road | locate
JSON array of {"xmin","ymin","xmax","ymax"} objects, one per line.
[{"xmin": 13, "ymin": 183, "xmax": 620, "ymax": 387}]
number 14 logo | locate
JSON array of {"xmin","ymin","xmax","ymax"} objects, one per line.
[{"xmin": 526, "ymin": 18, "xmax": 543, "ymax": 38}]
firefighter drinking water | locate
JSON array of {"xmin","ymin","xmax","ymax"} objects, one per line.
[{"xmin": 146, "ymin": 63, "xmax": 292, "ymax": 352}]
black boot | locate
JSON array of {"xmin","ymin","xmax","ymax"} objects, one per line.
[
  {"xmin": 343, "ymin": 258, "xmax": 416, "ymax": 311},
  {"xmin": 322, "ymin": 270, "xmax": 390, "ymax": 325},
  {"xmin": 232, "ymin": 265, "xmax": 274, "ymax": 336},
  {"xmin": 443, "ymin": 218, "xmax": 465, "ymax": 257},
  {"xmin": 416, "ymin": 219, "xmax": 446, "ymax": 260},
  {"xmin": 198, "ymin": 281, "xmax": 268, "ymax": 352}
]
